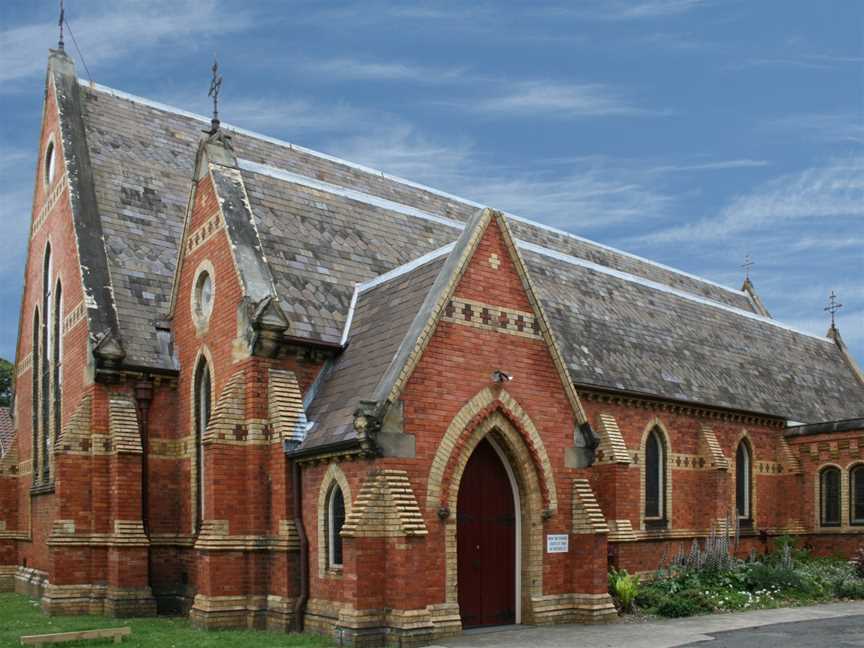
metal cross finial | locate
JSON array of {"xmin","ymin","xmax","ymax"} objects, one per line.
[
  {"xmin": 824, "ymin": 290, "xmax": 844, "ymax": 329},
  {"xmin": 741, "ymin": 252, "xmax": 754, "ymax": 281},
  {"xmin": 208, "ymin": 57, "xmax": 223, "ymax": 133},
  {"xmin": 58, "ymin": 0, "xmax": 65, "ymax": 50}
]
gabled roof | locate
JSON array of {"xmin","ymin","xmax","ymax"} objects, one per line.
[
  {"xmin": 304, "ymin": 207, "xmax": 592, "ymax": 452},
  {"xmin": 63, "ymin": 70, "xmax": 864, "ymax": 424},
  {"xmin": 305, "ymin": 248, "xmax": 449, "ymax": 449}
]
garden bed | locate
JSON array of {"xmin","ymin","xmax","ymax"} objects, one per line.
[{"xmin": 609, "ymin": 535, "xmax": 864, "ymax": 619}]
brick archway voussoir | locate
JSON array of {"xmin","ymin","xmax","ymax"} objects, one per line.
[{"xmin": 425, "ymin": 386, "xmax": 558, "ymax": 513}]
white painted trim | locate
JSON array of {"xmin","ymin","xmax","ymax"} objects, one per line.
[
  {"xmin": 84, "ymin": 83, "xmax": 831, "ymax": 344},
  {"xmin": 518, "ymin": 241, "xmax": 832, "ymax": 343},
  {"xmin": 340, "ymin": 243, "xmax": 455, "ymax": 346},
  {"xmin": 487, "ymin": 437, "xmax": 522, "ymax": 625},
  {"xmin": 86, "ymin": 81, "xmax": 747, "ymax": 299},
  {"xmin": 357, "ymin": 243, "xmax": 455, "ymax": 293},
  {"xmin": 239, "ymin": 159, "xmax": 464, "ymax": 230},
  {"xmin": 340, "ymin": 286, "xmax": 360, "ymax": 348},
  {"xmin": 237, "ymin": 157, "xmax": 826, "ymax": 343}
]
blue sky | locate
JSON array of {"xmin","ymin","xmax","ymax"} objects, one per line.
[{"xmin": 0, "ymin": 0, "xmax": 862, "ymax": 366}]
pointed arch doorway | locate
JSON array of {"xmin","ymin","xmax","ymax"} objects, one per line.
[{"xmin": 456, "ymin": 437, "xmax": 520, "ymax": 628}]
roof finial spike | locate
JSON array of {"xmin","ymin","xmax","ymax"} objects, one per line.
[
  {"xmin": 741, "ymin": 252, "xmax": 754, "ymax": 282},
  {"xmin": 207, "ymin": 55, "xmax": 223, "ymax": 134},
  {"xmin": 824, "ymin": 290, "xmax": 844, "ymax": 331},
  {"xmin": 58, "ymin": 0, "xmax": 65, "ymax": 50}
]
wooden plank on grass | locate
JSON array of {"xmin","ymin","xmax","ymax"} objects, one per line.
[{"xmin": 20, "ymin": 626, "xmax": 131, "ymax": 645}]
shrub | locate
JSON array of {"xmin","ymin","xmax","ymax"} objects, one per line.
[
  {"xmin": 744, "ymin": 562, "xmax": 816, "ymax": 597},
  {"xmin": 655, "ymin": 589, "xmax": 712, "ymax": 617},
  {"xmin": 851, "ymin": 546, "xmax": 864, "ymax": 579},
  {"xmin": 608, "ymin": 568, "xmax": 640, "ymax": 613},
  {"xmin": 835, "ymin": 577, "xmax": 864, "ymax": 599},
  {"xmin": 635, "ymin": 586, "xmax": 665, "ymax": 610}
]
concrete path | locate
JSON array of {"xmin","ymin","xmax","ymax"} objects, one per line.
[{"xmin": 431, "ymin": 601, "xmax": 864, "ymax": 647}]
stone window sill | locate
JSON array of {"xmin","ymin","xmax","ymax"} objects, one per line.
[
  {"xmin": 30, "ymin": 482, "xmax": 55, "ymax": 497},
  {"xmin": 325, "ymin": 567, "xmax": 343, "ymax": 578}
]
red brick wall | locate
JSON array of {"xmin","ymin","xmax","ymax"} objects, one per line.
[{"xmin": 12, "ymin": 68, "xmax": 92, "ymax": 576}]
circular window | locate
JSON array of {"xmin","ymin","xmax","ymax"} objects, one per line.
[
  {"xmin": 194, "ymin": 271, "xmax": 214, "ymax": 321},
  {"xmin": 45, "ymin": 141, "xmax": 56, "ymax": 185}
]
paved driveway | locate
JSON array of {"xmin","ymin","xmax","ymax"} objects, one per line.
[
  {"xmin": 432, "ymin": 602, "xmax": 864, "ymax": 648},
  {"xmin": 683, "ymin": 615, "xmax": 864, "ymax": 647}
]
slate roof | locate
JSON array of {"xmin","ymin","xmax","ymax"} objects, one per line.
[
  {"xmin": 0, "ymin": 407, "xmax": 13, "ymax": 458},
  {"xmin": 305, "ymin": 254, "xmax": 447, "ymax": 449},
  {"xmin": 72, "ymin": 79, "xmax": 864, "ymax": 427}
]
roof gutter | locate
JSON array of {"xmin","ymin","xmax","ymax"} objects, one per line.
[{"xmin": 284, "ymin": 437, "xmax": 363, "ymax": 461}]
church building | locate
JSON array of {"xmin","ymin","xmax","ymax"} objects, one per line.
[{"xmin": 1, "ymin": 47, "xmax": 863, "ymax": 646}]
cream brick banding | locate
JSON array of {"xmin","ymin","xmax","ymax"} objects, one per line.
[
  {"xmin": 596, "ymin": 413, "xmax": 631, "ymax": 464},
  {"xmin": 341, "ymin": 469, "xmax": 428, "ymax": 538},
  {"xmin": 699, "ymin": 426, "xmax": 729, "ymax": 469},
  {"xmin": 572, "ymin": 479, "xmax": 610, "ymax": 534},
  {"xmin": 426, "ymin": 386, "xmax": 558, "ymax": 514}
]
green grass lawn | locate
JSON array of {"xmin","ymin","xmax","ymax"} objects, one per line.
[{"xmin": 0, "ymin": 593, "xmax": 333, "ymax": 647}]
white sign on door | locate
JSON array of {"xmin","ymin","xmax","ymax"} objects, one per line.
[{"xmin": 546, "ymin": 534, "xmax": 569, "ymax": 554}]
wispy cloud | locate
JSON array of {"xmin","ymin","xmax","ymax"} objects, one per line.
[
  {"xmin": 731, "ymin": 53, "xmax": 864, "ymax": 71},
  {"xmin": 462, "ymin": 80, "xmax": 662, "ymax": 118},
  {"xmin": 295, "ymin": 58, "xmax": 467, "ymax": 83},
  {"xmin": 0, "ymin": 0, "xmax": 251, "ymax": 85},
  {"xmin": 763, "ymin": 113, "xmax": 864, "ymax": 145},
  {"xmin": 651, "ymin": 159, "xmax": 768, "ymax": 172},
  {"xmin": 153, "ymin": 86, "xmax": 387, "ymax": 135},
  {"xmin": 548, "ymin": 0, "xmax": 710, "ymax": 21},
  {"xmin": 326, "ymin": 125, "xmax": 677, "ymax": 230},
  {"xmin": 641, "ymin": 156, "xmax": 864, "ymax": 244}
]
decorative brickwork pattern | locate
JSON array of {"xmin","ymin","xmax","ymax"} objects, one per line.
[
  {"xmin": 571, "ymin": 479, "xmax": 610, "ymax": 534},
  {"xmin": 109, "ymin": 396, "xmax": 142, "ymax": 454},
  {"xmin": 30, "ymin": 172, "xmax": 66, "ymax": 237},
  {"xmin": 442, "ymin": 410, "xmax": 545, "ymax": 607},
  {"xmin": 595, "ymin": 413, "xmax": 631, "ymax": 464},
  {"xmin": 56, "ymin": 393, "xmax": 92, "ymax": 454},
  {"xmin": 426, "ymin": 386, "xmax": 557, "ymax": 514},
  {"xmin": 607, "ymin": 519, "xmax": 637, "ymax": 542},
  {"xmin": 341, "ymin": 469, "xmax": 428, "ymax": 538},
  {"xmin": 0, "ymin": 438, "xmax": 18, "ymax": 477},
  {"xmin": 699, "ymin": 426, "xmax": 729, "ymax": 469},
  {"xmin": 15, "ymin": 352, "xmax": 32, "ymax": 377},
  {"xmin": 203, "ymin": 371, "xmax": 245, "ymax": 444},
  {"xmin": 185, "ymin": 211, "xmax": 223, "ymax": 255},
  {"xmin": 268, "ymin": 369, "xmax": 306, "ymax": 443},
  {"xmin": 441, "ymin": 296, "xmax": 542, "ymax": 340},
  {"xmin": 777, "ymin": 437, "xmax": 802, "ymax": 473},
  {"xmin": 62, "ymin": 300, "xmax": 86, "ymax": 334}
]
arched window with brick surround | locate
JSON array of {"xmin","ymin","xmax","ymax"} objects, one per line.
[
  {"xmin": 327, "ymin": 484, "xmax": 346, "ymax": 568},
  {"xmin": 851, "ymin": 465, "xmax": 864, "ymax": 526},
  {"xmin": 735, "ymin": 440, "xmax": 752, "ymax": 522},
  {"xmin": 53, "ymin": 280, "xmax": 62, "ymax": 447},
  {"xmin": 40, "ymin": 244, "xmax": 52, "ymax": 482},
  {"xmin": 31, "ymin": 307, "xmax": 40, "ymax": 483},
  {"xmin": 194, "ymin": 356, "xmax": 212, "ymax": 532},
  {"xmin": 820, "ymin": 466, "xmax": 841, "ymax": 527},
  {"xmin": 644, "ymin": 428, "xmax": 666, "ymax": 522}
]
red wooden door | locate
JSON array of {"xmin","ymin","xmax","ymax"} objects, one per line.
[{"xmin": 457, "ymin": 439, "xmax": 516, "ymax": 628}]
